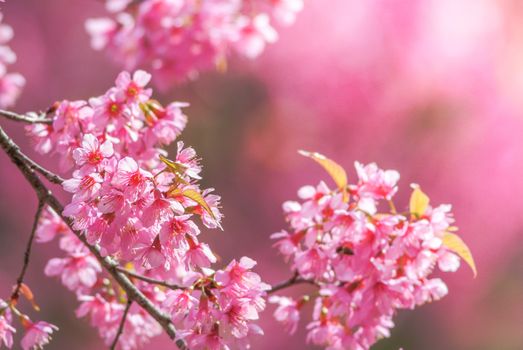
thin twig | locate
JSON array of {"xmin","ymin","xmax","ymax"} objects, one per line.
[
  {"xmin": 10, "ymin": 199, "xmax": 46, "ymax": 302},
  {"xmin": 116, "ymin": 267, "xmax": 185, "ymax": 290},
  {"xmin": 0, "ymin": 125, "xmax": 189, "ymax": 350},
  {"xmin": 268, "ymin": 272, "xmax": 318, "ymax": 294},
  {"xmin": 21, "ymin": 155, "xmax": 64, "ymax": 184},
  {"xmin": 110, "ymin": 299, "xmax": 133, "ymax": 350},
  {"xmin": 0, "ymin": 113, "xmax": 63, "ymax": 184},
  {"xmin": 0, "ymin": 109, "xmax": 53, "ymax": 124},
  {"xmin": 388, "ymin": 199, "xmax": 397, "ymax": 214}
]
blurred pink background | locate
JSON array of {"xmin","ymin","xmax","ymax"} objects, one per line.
[{"xmin": 1, "ymin": 0, "xmax": 523, "ymax": 349}]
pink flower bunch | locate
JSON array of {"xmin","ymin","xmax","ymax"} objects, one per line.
[
  {"xmin": 86, "ymin": 0, "xmax": 303, "ymax": 87},
  {"xmin": 164, "ymin": 257, "xmax": 269, "ymax": 349},
  {"xmin": 76, "ymin": 292, "xmax": 163, "ymax": 349},
  {"xmin": 270, "ymin": 154, "xmax": 473, "ymax": 350},
  {"xmin": 0, "ymin": 298, "xmax": 58, "ymax": 350},
  {"xmin": 28, "ymin": 70, "xmax": 267, "ymax": 349},
  {"xmin": 27, "ymin": 70, "xmax": 187, "ymax": 171},
  {"xmin": 0, "ymin": 214, "xmax": 60, "ymax": 350},
  {"xmin": 38, "ymin": 208, "xmax": 167, "ymax": 347},
  {"xmin": 0, "ymin": 300, "xmax": 15, "ymax": 348},
  {"xmin": 0, "ymin": 13, "xmax": 24, "ymax": 108},
  {"xmin": 20, "ymin": 320, "xmax": 58, "ymax": 350},
  {"xmin": 37, "ymin": 205, "xmax": 268, "ymax": 349}
]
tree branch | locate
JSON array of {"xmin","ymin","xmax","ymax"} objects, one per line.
[
  {"xmin": 10, "ymin": 198, "xmax": 45, "ymax": 303},
  {"xmin": 116, "ymin": 267, "xmax": 185, "ymax": 290},
  {"xmin": 0, "ymin": 116, "xmax": 64, "ymax": 184},
  {"xmin": 18, "ymin": 153, "xmax": 64, "ymax": 184},
  {"xmin": 268, "ymin": 272, "xmax": 318, "ymax": 294},
  {"xmin": 110, "ymin": 299, "xmax": 132, "ymax": 350},
  {"xmin": 0, "ymin": 125, "xmax": 188, "ymax": 350},
  {"xmin": 0, "ymin": 109, "xmax": 53, "ymax": 124}
]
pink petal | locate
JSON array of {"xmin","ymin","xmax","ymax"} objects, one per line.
[
  {"xmin": 133, "ymin": 70, "xmax": 151, "ymax": 87},
  {"xmin": 99, "ymin": 140, "xmax": 114, "ymax": 158},
  {"xmin": 62, "ymin": 178, "xmax": 81, "ymax": 193},
  {"xmin": 81, "ymin": 134, "xmax": 99, "ymax": 152},
  {"xmin": 44, "ymin": 258, "xmax": 65, "ymax": 276}
]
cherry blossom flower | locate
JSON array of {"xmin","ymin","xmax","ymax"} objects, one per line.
[
  {"xmin": 270, "ymin": 157, "xmax": 474, "ymax": 349},
  {"xmin": 35, "ymin": 208, "xmax": 71, "ymax": 243},
  {"xmin": 161, "ymin": 257, "xmax": 268, "ymax": 349},
  {"xmin": 111, "ymin": 157, "xmax": 152, "ymax": 202},
  {"xmin": 0, "ymin": 14, "xmax": 24, "ymax": 108},
  {"xmin": 268, "ymin": 295, "xmax": 301, "ymax": 334},
  {"xmin": 234, "ymin": 14, "xmax": 278, "ymax": 59},
  {"xmin": 76, "ymin": 295, "xmax": 162, "ymax": 349},
  {"xmin": 72, "ymin": 133, "xmax": 114, "ymax": 172},
  {"xmin": 44, "ymin": 253, "xmax": 102, "ymax": 292},
  {"xmin": 28, "ymin": 70, "xmax": 267, "ymax": 349},
  {"xmin": 22, "ymin": 69, "xmax": 473, "ymax": 350},
  {"xmin": 62, "ymin": 172, "xmax": 104, "ymax": 202},
  {"xmin": 86, "ymin": 0, "xmax": 304, "ymax": 87},
  {"xmin": 20, "ymin": 321, "xmax": 58, "ymax": 350},
  {"xmin": 354, "ymin": 161, "xmax": 400, "ymax": 201},
  {"xmin": 0, "ymin": 300, "xmax": 15, "ymax": 348},
  {"xmin": 115, "ymin": 70, "xmax": 152, "ymax": 103}
]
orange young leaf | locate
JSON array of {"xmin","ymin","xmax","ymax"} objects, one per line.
[{"xmin": 19, "ymin": 283, "xmax": 40, "ymax": 311}]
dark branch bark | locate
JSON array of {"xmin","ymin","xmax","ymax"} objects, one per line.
[
  {"xmin": 0, "ymin": 109, "xmax": 53, "ymax": 124},
  {"xmin": 0, "ymin": 112, "xmax": 63, "ymax": 184},
  {"xmin": 268, "ymin": 272, "xmax": 318, "ymax": 294},
  {"xmin": 0, "ymin": 125, "xmax": 188, "ymax": 350},
  {"xmin": 110, "ymin": 299, "xmax": 132, "ymax": 350},
  {"xmin": 19, "ymin": 154, "xmax": 64, "ymax": 184}
]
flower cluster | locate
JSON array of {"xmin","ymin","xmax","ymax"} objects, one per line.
[
  {"xmin": 38, "ymin": 205, "xmax": 167, "ymax": 348},
  {"xmin": 26, "ymin": 70, "xmax": 267, "ymax": 349},
  {"xmin": 0, "ymin": 298, "xmax": 58, "ymax": 350},
  {"xmin": 164, "ymin": 257, "xmax": 269, "ymax": 349},
  {"xmin": 0, "ymin": 299, "xmax": 15, "ymax": 348},
  {"xmin": 270, "ymin": 153, "xmax": 473, "ymax": 349},
  {"xmin": 0, "ymin": 13, "xmax": 24, "ymax": 108},
  {"xmin": 86, "ymin": 0, "xmax": 304, "ymax": 87},
  {"xmin": 27, "ymin": 70, "xmax": 187, "ymax": 171}
]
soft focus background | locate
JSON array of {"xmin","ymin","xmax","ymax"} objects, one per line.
[{"xmin": 1, "ymin": 0, "xmax": 523, "ymax": 349}]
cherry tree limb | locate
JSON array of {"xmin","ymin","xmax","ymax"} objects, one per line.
[
  {"xmin": 18, "ymin": 153, "xmax": 64, "ymax": 184},
  {"xmin": 0, "ymin": 109, "xmax": 53, "ymax": 124},
  {"xmin": 0, "ymin": 112, "xmax": 63, "ymax": 184}
]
